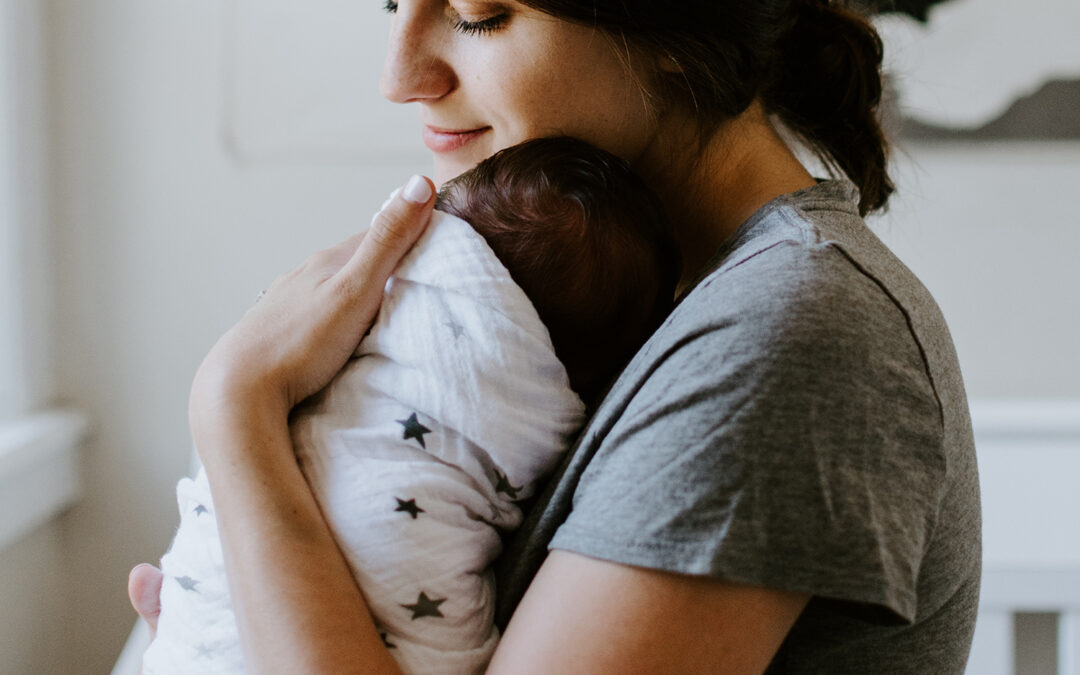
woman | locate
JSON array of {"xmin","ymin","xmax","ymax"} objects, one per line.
[{"xmin": 130, "ymin": 0, "xmax": 981, "ymax": 672}]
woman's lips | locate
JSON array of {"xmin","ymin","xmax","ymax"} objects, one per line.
[{"xmin": 422, "ymin": 126, "xmax": 490, "ymax": 153}]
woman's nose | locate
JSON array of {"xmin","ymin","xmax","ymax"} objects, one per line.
[{"xmin": 379, "ymin": 8, "xmax": 456, "ymax": 104}]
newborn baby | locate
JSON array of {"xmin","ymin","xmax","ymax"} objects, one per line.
[{"xmin": 143, "ymin": 137, "xmax": 680, "ymax": 674}]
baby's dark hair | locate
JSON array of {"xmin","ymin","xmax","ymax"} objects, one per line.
[{"xmin": 436, "ymin": 137, "xmax": 680, "ymax": 407}]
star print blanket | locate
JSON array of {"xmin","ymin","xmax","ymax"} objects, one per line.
[{"xmin": 143, "ymin": 211, "xmax": 587, "ymax": 675}]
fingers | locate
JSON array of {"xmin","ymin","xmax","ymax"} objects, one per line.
[
  {"xmin": 128, "ymin": 563, "xmax": 164, "ymax": 640},
  {"xmin": 341, "ymin": 175, "xmax": 434, "ymax": 292}
]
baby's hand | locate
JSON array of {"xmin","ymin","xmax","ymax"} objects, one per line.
[{"xmin": 127, "ymin": 563, "xmax": 163, "ymax": 640}]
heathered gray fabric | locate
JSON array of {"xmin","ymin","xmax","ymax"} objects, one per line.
[{"xmin": 492, "ymin": 180, "xmax": 982, "ymax": 673}]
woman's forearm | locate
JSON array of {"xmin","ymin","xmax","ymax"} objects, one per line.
[
  {"xmin": 169, "ymin": 181, "xmax": 433, "ymax": 673},
  {"xmin": 193, "ymin": 396, "xmax": 404, "ymax": 675}
]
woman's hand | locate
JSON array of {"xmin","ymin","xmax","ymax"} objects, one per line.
[
  {"xmin": 189, "ymin": 175, "xmax": 435, "ymax": 435},
  {"xmin": 127, "ymin": 176, "xmax": 434, "ymax": 664}
]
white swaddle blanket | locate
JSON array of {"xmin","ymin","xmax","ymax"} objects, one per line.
[{"xmin": 143, "ymin": 211, "xmax": 587, "ymax": 674}]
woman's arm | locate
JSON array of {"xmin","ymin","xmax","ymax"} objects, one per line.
[
  {"xmin": 491, "ymin": 551, "xmax": 809, "ymax": 674},
  {"xmin": 183, "ymin": 176, "xmax": 435, "ymax": 674},
  {"xmin": 194, "ymin": 396, "xmax": 403, "ymax": 674}
]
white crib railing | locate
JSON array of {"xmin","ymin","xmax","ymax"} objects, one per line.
[{"xmin": 967, "ymin": 400, "xmax": 1080, "ymax": 675}]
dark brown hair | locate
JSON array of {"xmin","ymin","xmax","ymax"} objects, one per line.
[
  {"xmin": 517, "ymin": 0, "xmax": 895, "ymax": 216},
  {"xmin": 437, "ymin": 137, "xmax": 680, "ymax": 407}
]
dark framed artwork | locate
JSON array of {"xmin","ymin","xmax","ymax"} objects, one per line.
[{"xmin": 872, "ymin": 0, "xmax": 1080, "ymax": 141}]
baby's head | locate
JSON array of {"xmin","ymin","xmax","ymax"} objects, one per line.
[{"xmin": 436, "ymin": 136, "xmax": 681, "ymax": 407}]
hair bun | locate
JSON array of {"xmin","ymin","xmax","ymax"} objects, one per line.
[
  {"xmin": 789, "ymin": 0, "xmax": 884, "ymax": 108},
  {"xmin": 766, "ymin": 0, "xmax": 894, "ymax": 214}
]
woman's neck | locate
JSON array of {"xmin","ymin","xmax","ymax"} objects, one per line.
[{"xmin": 641, "ymin": 102, "xmax": 817, "ymax": 295}]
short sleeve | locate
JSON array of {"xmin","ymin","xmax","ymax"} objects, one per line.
[{"xmin": 549, "ymin": 242, "xmax": 946, "ymax": 623}]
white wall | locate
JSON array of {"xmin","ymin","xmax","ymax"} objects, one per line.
[
  {"xmin": 0, "ymin": 1, "xmax": 1075, "ymax": 673},
  {"xmin": 0, "ymin": 523, "xmax": 69, "ymax": 673},
  {"xmin": 21, "ymin": 1, "xmax": 426, "ymax": 672},
  {"xmin": 872, "ymin": 140, "xmax": 1080, "ymax": 398}
]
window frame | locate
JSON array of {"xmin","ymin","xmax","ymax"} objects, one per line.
[{"xmin": 0, "ymin": 0, "xmax": 86, "ymax": 552}]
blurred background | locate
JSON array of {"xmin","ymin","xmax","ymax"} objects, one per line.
[{"xmin": 1, "ymin": 0, "xmax": 1077, "ymax": 673}]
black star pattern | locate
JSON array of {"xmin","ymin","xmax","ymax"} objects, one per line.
[
  {"xmin": 194, "ymin": 504, "xmax": 209, "ymax": 516},
  {"xmin": 493, "ymin": 469, "xmax": 522, "ymax": 499},
  {"xmin": 396, "ymin": 412, "xmax": 432, "ymax": 449},
  {"xmin": 394, "ymin": 497, "xmax": 425, "ymax": 519},
  {"xmin": 444, "ymin": 320, "xmax": 465, "ymax": 339},
  {"xmin": 380, "ymin": 632, "xmax": 396, "ymax": 649},
  {"xmin": 175, "ymin": 576, "xmax": 199, "ymax": 592},
  {"xmin": 401, "ymin": 591, "xmax": 446, "ymax": 620}
]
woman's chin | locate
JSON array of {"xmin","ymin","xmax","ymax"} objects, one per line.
[
  {"xmin": 433, "ymin": 159, "xmax": 475, "ymax": 188},
  {"xmin": 432, "ymin": 141, "xmax": 497, "ymax": 187}
]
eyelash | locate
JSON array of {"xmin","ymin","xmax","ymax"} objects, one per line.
[{"xmin": 381, "ymin": 1, "xmax": 510, "ymax": 36}]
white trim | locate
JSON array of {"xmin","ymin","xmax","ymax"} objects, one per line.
[
  {"xmin": 967, "ymin": 609, "xmax": 1013, "ymax": 675},
  {"xmin": 980, "ymin": 570, "xmax": 1080, "ymax": 612},
  {"xmin": 1060, "ymin": 611, "xmax": 1080, "ymax": 675},
  {"xmin": 0, "ymin": 0, "xmax": 76, "ymax": 553},
  {"xmin": 0, "ymin": 410, "xmax": 90, "ymax": 550},
  {"xmin": 971, "ymin": 399, "xmax": 1080, "ymax": 438},
  {"xmin": 972, "ymin": 398, "xmax": 1080, "ymax": 572},
  {"xmin": 110, "ymin": 620, "xmax": 150, "ymax": 675},
  {"xmin": 968, "ymin": 398, "xmax": 1080, "ymax": 674},
  {"xmin": 0, "ymin": 0, "xmax": 52, "ymax": 421},
  {"xmin": 0, "ymin": 0, "xmax": 26, "ymax": 416}
]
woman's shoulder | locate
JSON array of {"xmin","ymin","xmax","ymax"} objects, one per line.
[
  {"xmin": 587, "ymin": 181, "xmax": 954, "ymax": 474},
  {"xmin": 660, "ymin": 183, "xmax": 897, "ymax": 347},
  {"xmin": 616, "ymin": 191, "xmax": 949, "ymax": 437},
  {"xmin": 671, "ymin": 180, "xmax": 953, "ymax": 377},
  {"xmin": 683, "ymin": 180, "xmax": 910, "ymax": 311}
]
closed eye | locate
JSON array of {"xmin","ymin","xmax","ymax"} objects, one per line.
[
  {"xmin": 451, "ymin": 10, "xmax": 510, "ymax": 35},
  {"xmin": 382, "ymin": 1, "xmax": 510, "ymax": 36}
]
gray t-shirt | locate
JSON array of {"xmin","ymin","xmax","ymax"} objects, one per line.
[{"xmin": 493, "ymin": 180, "xmax": 981, "ymax": 673}]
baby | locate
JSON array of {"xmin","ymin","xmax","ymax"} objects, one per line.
[{"xmin": 143, "ymin": 137, "xmax": 680, "ymax": 674}]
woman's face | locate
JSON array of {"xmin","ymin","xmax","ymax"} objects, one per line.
[{"xmin": 380, "ymin": 0, "xmax": 663, "ymax": 185}]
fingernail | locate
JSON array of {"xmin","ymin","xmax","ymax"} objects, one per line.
[{"xmin": 402, "ymin": 175, "xmax": 431, "ymax": 204}]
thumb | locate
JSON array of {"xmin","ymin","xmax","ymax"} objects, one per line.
[{"xmin": 344, "ymin": 175, "xmax": 434, "ymax": 286}]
